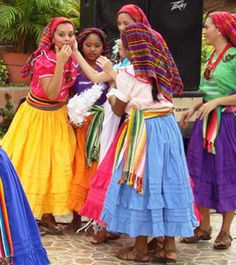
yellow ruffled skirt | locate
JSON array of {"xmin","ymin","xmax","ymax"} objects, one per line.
[{"xmin": 1, "ymin": 101, "xmax": 76, "ymax": 218}]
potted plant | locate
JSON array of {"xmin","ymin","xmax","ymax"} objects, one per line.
[{"xmin": 0, "ymin": 0, "xmax": 80, "ymax": 85}]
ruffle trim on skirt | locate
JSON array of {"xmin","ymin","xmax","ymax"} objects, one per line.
[
  {"xmin": 79, "ymin": 186, "xmax": 106, "ymax": 224},
  {"xmin": 102, "ymin": 206, "xmax": 197, "ymax": 237}
]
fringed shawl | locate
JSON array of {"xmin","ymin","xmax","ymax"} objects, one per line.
[
  {"xmin": 117, "ymin": 5, "xmax": 183, "ymax": 101},
  {"xmin": 121, "ymin": 23, "xmax": 182, "ymax": 101}
]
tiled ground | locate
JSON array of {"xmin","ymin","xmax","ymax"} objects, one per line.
[{"xmin": 42, "ymin": 213, "xmax": 236, "ymax": 265}]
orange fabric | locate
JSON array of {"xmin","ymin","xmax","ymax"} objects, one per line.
[{"xmin": 68, "ymin": 114, "xmax": 98, "ymax": 212}]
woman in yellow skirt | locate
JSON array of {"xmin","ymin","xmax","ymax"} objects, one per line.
[{"xmin": 1, "ymin": 17, "xmax": 77, "ymax": 235}]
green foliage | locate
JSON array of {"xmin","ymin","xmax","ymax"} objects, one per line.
[
  {"xmin": 0, "ymin": 59, "xmax": 9, "ymax": 86},
  {"xmin": 0, "ymin": 93, "xmax": 15, "ymax": 138},
  {"xmin": 0, "ymin": 0, "xmax": 80, "ymax": 53}
]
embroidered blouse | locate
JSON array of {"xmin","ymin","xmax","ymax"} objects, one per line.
[
  {"xmin": 200, "ymin": 47, "xmax": 236, "ymax": 102},
  {"xmin": 107, "ymin": 65, "xmax": 173, "ymax": 114},
  {"xmin": 31, "ymin": 50, "xmax": 78, "ymax": 102}
]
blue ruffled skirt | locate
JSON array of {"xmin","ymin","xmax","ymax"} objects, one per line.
[
  {"xmin": 101, "ymin": 114, "xmax": 198, "ymax": 237},
  {"xmin": 0, "ymin": 148, "xmax": 49, "ymax": 264}
]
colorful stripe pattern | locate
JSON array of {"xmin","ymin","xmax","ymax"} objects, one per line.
[
  {"xmin": 26, "ymin": 91, "xmax": 65, "ymax": 110},
  {"xmin": 121, "ymin": 23, "xmax": 183, "ymax": 102},
  {"xmin": 203, "ymin": 105, "xmax": 236, "ymax": 154},
  {"xmin": 0, "ymin": 177, "xmax": 13, "ymax": 265},
  {"xmin": 21, "ymin": 17, "xmax": 74, "ymax": 78},
  {"xmin": 114, "ymin": 107, "xmax": 173, "ymax": 194},
  {"xmin": 86, "ymin": 105, "xmax": 104, "ymax": 167}
]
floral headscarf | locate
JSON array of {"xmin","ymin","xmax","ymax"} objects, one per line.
[{"xmin": 21, "ymin": 17, "xmax": 74, "ymax": 78}]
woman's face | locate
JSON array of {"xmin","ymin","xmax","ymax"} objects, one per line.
[
  {"xmin": 203, "ymin": 17, "xmax": 220, "ymax": 46},
  {"xmin": 53, "ymin": 23, "xmax": 75, "ymax": 49},
  {"xmin": 82, "ymin": 33, "xmax": 104, "ymax": 62},
  {"xmin": 117, "ymin": 13, "xmax": 135, "ymax": 33}
]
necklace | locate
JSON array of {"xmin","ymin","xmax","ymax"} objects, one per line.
[{"xmin": 204, "ymin": 43, "xmax": 232, "ymax": 80}]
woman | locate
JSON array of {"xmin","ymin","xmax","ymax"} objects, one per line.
[
  {"xmin": 75, "ymin": 4, "xmax": 184, "ymax": 248},
  {"xmin": 0, "ymin": 148, "xmax": 49, "ymax": 264},
  {"xmin": 180, "ymin": 11, "xmax": 236, "ymax": 250},
  {"xmin": 65, "ymin": 27, "xmax": 110, "ymax": 233},
  {"xmin": 95, "ymin": 22, "xmax": 197, "ymax": 263},
  {"xmin": 1, "ymin": 17, "xmax": 77, "ymax": 235}
]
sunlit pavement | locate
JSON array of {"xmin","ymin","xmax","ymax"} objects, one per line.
[{"xmin": 42, "ymin": 213, "xmax": 236, "ymax": 265}]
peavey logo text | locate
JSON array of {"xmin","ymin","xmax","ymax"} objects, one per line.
[{"xmin": 171, "ymin": 0, "xmax": 187, "ymax": 11}]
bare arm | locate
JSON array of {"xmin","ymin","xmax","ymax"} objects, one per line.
[
  {"xmin": 108, "ymin": 95, "xmax": 127, "ymax": 116},
  {"xmin": 96, "ymin": 56, "xmax": 117, "ymax": 81},
  {"xmin": 179, "ymin": 101, "xmax": 203, "ymax": 128},
  {"xmin": 40, "ymin": 45, "xmax": 72, "ymax": 100},
  {"xmin": 197, "ymin": 94, "xmax": 236, "ymax": 119},
  {"xmin": 73, "ymin": 48, "xmax": 112, "ymax": 83}
]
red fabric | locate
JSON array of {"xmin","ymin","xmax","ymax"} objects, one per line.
[
  {"xmin": 209, "ymin": 11, "xmax": 236, "ymax": 46},
  {"xmin": 117, "ymin": 4, "xmax": 151, "ymax": 27},
  {"xmin": 21, "ymin": 17, "xmax": 74, "ymax": 78},
  {"xmin": 117, "ymin": 5, "xmax": 183, "ymax": 101}
]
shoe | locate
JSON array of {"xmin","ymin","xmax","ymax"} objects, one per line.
[
  {"xmin": 116, "ymin": 246, "xmax": 150, "ymax": 262},
  {"xmin": 213, "ymin": 231, "xmax": 232, "ymax": 250},
  {"xmin": 180, "ymin": 226, "xmax": 212, "ymax": 243}
]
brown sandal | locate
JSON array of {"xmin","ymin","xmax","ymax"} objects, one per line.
[
  {"xmin": 180, "ymin": 226, "xmax": 212, "ymax": 243},
  {"xmin": 116, "ymin": 246, "xmax": 150, "ymax": 262},
  {"xmin": 90, "ymin": 229, "xmax": 120, "ymax": 244},
  {"xmin": 148, "ymin": 237, "xmax": 164, "ymax": 253},
  {"xmin": 153, "ymin": 248, "xmax": 177, "ymax": 263},
  {"xmin": 39, "ymin": 214, "xmax": 63, "ymax": 235},
  {"xmin": 213, "ymin": 231, "xmax": 232, "ymax": 250}
]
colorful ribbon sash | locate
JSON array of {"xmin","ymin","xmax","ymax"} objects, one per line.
[{"xmin": 114, "ymin": 107, "xmax": 173, "ymax": 194}]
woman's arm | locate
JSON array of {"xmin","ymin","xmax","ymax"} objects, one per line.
[
  {"xmin": 73, "ymin": 48, "xmax": 112, "ymax": 83},
  {"xmin": 108, "ymin": 95, "xmax": 127, "ymax": 116},
  {"xmin": 179, "ymin": 101, "xmax": 203, "ymax": 128},
  {"xmin": 40, "ymin": 45, "xmax": 72, "ymax": 100},
  {"xmin": 197, "ymin": 94, "xmax": 236, "ymax": 119}
]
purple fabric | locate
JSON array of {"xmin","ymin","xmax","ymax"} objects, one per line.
[
  {"xmin": 73, "ymin": 66, "xmax": 109, "ymax": 105},
  {"xmin": 187, "ymin": 112, "xmax": 236, "ymax": 212}
]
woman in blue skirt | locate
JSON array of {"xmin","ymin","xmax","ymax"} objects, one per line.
[
  {"xmin": 0, "ymin": 147, "xmax": 49, "ymax": 264},
  {"xmin": 94, "ymin": 23, "xmax": 198, "ymax": 263}
]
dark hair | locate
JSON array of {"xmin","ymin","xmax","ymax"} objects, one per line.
[{"xmin": 76, "ymin": 27, "xmax": 110, "ymax": 57}]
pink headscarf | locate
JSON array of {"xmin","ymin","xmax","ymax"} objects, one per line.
[
  {"xmin": 21, "ymin": 17, "xmax": 74, "ymax": 78},
  {"xmin": 209, "ymin": 11, "xmax": 236, "ymax": 46}
]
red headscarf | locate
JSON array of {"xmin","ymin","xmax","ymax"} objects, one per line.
[
  {"xmin": 117, "ymin": 4, "xmax": 183, "ymax": 100},
  {"xmin": 209, "ymin": 11, "xmax": 236, "ymax": 46},
  {"xmin": 117, "ymin": 4, "xmax": 151, "ymax": 27},
  {"xmin": 21, "ymin": 17, "xmax": 74, "ymax": 78}
]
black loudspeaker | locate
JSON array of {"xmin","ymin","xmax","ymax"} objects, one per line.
[{"xmin": 80, "ymin": 0, "xmax": 203, "ymax": 91}]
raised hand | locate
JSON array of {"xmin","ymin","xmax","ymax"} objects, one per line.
[
  {"xmin": 55, "ymin": 45, "xmax": 72, "ymax": 65},
  {"xmin": 96, "ymin": 56, "xmax": 113, "ymax": 75}
]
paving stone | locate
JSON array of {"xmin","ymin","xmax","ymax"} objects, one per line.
[{"xmin": 41, "ymin": 213, "xmax": 236, "ymax": 265}]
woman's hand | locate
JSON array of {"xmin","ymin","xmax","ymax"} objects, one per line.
[
  {"xmin": 196, "ymin": 99, "xmax": 219, "ymax": 120},
  {"xmin": 179, "ymin": 108, "xmax": 195, "ymax": 129},
  {"xmin": 72, "ymin": 40, "xmax": 78, "ymax": 54},
  {"xmin": 96, "ymin": 56, "xmax": 113, "ymax": 75},
  {"xmin": 55, "ymin": 45, "xmax": 72, "ymax": 65}
]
